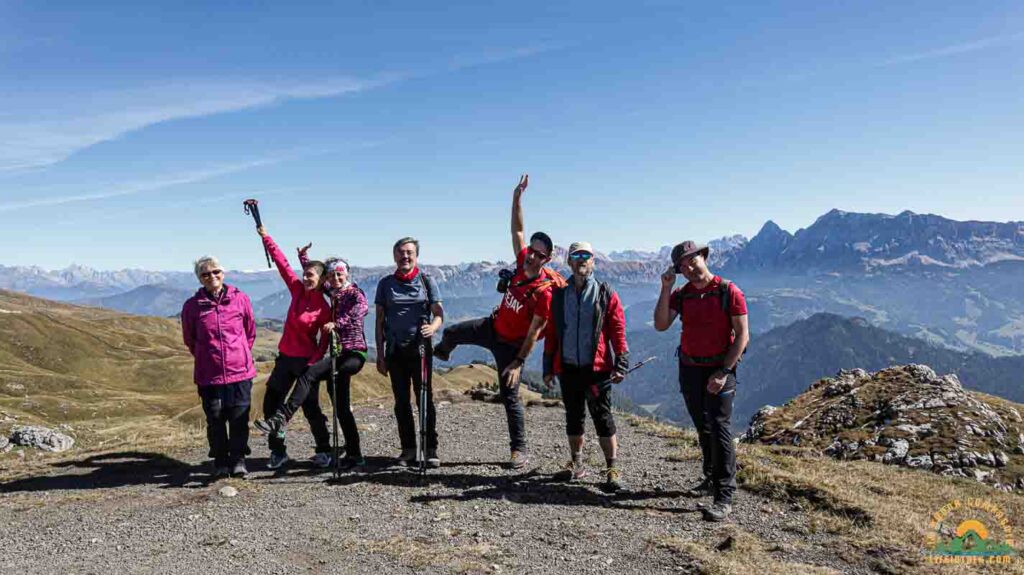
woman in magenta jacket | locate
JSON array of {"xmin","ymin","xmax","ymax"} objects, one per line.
[
  {"xmin": 255, "ymin": 226, "xmax": 334, "ymax": 471},
  {"xmin": 181, "ymin": 255, "xmax": 257, "ymax": 480}
]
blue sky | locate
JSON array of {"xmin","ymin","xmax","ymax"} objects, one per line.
[{"xmin": 2, "ymin": 1, "xmax": 1023, "ymax": 270}]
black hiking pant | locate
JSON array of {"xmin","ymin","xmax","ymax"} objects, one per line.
[
  {"xmin": 198, "ymin": 379, "xmax": 252, "ymax": 467},
  {"xmin": 263, "ymin": 354, "xmax": 331, "ymax": 455},
  {"xmin": 559, "ymin": 364, "xmax": 616, "ymax": 438},
  {"xmin": 279, "ymin": 351, "xmax": 365, "ymax": 458},
  {"xmin": 679, "ymin": 363, "xmax": 737, "ymax": 504},
  {"xmin": 387, "ymin": 342, "xmax": 438, "ymax": 451},
  {"xmin": 437, "ymin": 316, "xmax": 526, "ymax": 452}
]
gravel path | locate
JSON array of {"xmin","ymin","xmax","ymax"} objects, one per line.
[{"xmin": 0, "ymin": 398, "xmax": 875, "ymax": 575}]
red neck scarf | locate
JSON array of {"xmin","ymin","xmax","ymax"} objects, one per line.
[{"xmin": 395, "ymin": 267, "xmax": 420, "ymax": 282}]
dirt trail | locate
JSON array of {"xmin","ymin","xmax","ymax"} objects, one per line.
[{"xmin": 0, "ymin": 399, "xmax": 872, "ymax": 575}]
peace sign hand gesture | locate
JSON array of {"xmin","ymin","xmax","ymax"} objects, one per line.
[{"xmin": 297, "ymin": 242, "xmax": 312, "ymax": 258}]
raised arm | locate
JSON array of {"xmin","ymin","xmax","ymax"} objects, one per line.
[
  {"xmin": 258, "ymin": 227, "xmax": 301, "ymax": 295},
  {"xmin": 297, "ymin": 242, "xmax": 312, "ymax": 268},
  {"xmin": 653, "ymin": 265, "xmax": 679, "ymax": 331},
  {"xmin": 511, "ymin": 174, "xmax": 528, "ymax": 256}
]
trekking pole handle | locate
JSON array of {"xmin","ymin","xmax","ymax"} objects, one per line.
[
  {"xmin": 243, "ymin": 199, "xmax": 263, "ymax": 227},
  {"xmin": 598, "ymin": 356, "xmax": 657, "ymax": 387}
]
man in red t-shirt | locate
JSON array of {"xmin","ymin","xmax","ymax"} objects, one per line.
[
  {"xmin": 654, "ymin": 240, "xmax": 749, "ymax": 522},
  {"xmin": 434, "ymin": 174, "xmax": 556, "ymax": 469}
]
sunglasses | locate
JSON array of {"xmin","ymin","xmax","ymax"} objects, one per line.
[
  {"xmin": 569, "ymin": 252, "xmax": 593, "ymax": 262},
  {"xmin": 200, "ymin": 269, "xmax": 223, "ymax": 279},
  {"xmin": 527, "ymin": 247, "xmax": 551, "ymax": 260}
]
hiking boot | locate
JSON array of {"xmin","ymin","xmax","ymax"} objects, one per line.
[
  {"xmin": 432, "ymin": 342, "xmax": 451, "ymax": 362},
  {"xmin": 310, "ymin": 452, "xmax": 332, "ymax": 469},
  {"xmin": 703, "ymin": 501, "xmax": 732, "ymax": 522},
  {"xmin": 231, "ymin": 460, "xmax": 248, "ymax": 479},
  {"xmin": 253, "ymin": 414, "xmax": 286, "ymax": 435},
  {"xmin": 397, "ymin": 448, "xmax": 417, "ymax": 467},
  {"xmin": 603, "ymin": 467, "xmax": 624, "ymax": 493},
  {"xmin": 509, "ymin": 450, "xmax": 530, "ymax": 470},
  {"xmin": 212, "ymin": 464, "xmax": 231, "ymax": 480},
  {"xmin": 337, "ymin": 455, "xmax": 366, "ymax": 471},
  {"xmin": 267, "ymin": 451, "xmax": 290, "ymax": 470},
  {"xmin": 426, "ymin": 449, "xmax": 441, "ymax": 469},
  {"xmin": 685, "ymin": 477, "xmax": 713, "ymax": 498},
  {"xmin": 555, "ymin": 460, "xmax": 587, "ymax": 482}
]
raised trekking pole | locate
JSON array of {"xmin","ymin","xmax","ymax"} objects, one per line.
[
  {"xmin": 243, "ymin": 199, "xmax": 272, "ymax": 268},
  {"xmin": 330, "ymin": 310, "xmax": 342, "ymax": 480},
  {"xmin": 416, "ymin": 319, "xmax": 430, "ymax": 477}
]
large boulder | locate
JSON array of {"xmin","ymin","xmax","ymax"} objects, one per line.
[{"xmin": 9, "ymin": 425, "xmax": 75, "ymax": 452}]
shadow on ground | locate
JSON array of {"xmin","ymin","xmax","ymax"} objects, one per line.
[
  {"xmin": 0, "ymin": 451, "xmax": 207, "ymax": 493},
  {"xmin": 261, "ymin": 458, "xmax": 705, "ymax": 514}
]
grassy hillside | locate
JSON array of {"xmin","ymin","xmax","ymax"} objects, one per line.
[{"xmin": 0, "ymin": 290, "xmax": 493, "ymax": 466}]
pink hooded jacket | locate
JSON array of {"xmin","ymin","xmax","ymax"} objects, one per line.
[
  {"xmin": 181, "ymin": 284, "xmax": 258, "ymax": 386},
  {"xmin": 264, "ymin": 235, "xmax": 331, "ymax": 363}
]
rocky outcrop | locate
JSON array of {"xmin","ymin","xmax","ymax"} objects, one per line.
[
  {"xmin": 743, "ymin": 365, "xmax": 1024, "ymax": 491},
  {"xmin": 9, "ymin": 425, "xmax": 75, "ymax": 452}
]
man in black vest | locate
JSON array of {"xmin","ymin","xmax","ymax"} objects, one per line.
[
  {"xmin": 653, "ymin": 240, "xmax": 749, "ymax": 521},
  {"xmin": 543, "ymin": 241, "xmax": 630, "ymax": 492}
]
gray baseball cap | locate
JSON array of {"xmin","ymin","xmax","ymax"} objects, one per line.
[{"xmin": 568, "ymin": 241, "xmax": 593, "ymax": 255}]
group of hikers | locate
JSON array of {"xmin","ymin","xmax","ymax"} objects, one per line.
[{"xmin": 179, "ymin": 174, "xmax": 749, "ymax": 522}]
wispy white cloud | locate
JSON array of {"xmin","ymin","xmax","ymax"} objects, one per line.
[
  {"xmin": 0, "ymin": 43, "xmax": 559, "ymax": 174},
  {"xmin": 0, "ymin": 156, "xmax": 287, "ymax": 212},
  {"xmin": 0, "ymin": 78, "xmax": 376, "ymax": 173},
  {"xmin": 878, "ymin": 32, "xmax": 1024, "ymax": 67}
]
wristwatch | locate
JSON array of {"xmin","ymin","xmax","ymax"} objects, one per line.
[{"xmin": 722, "ymin": 366, "xmax": 736, "ymax": 376}]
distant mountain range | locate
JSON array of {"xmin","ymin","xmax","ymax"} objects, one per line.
[
  {"xmin": 4, "ymin": 209, "xmax": 1024, "ymax": 354},
  {"xmin": 621, "ymin": 313, "xmax": 1024, "ymax": 428}
]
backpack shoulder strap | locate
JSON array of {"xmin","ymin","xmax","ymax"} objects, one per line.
[
  {"xmin": 418, "ymin": 272, "xmax": 436, "ymax": 313},
  {"xmin": 599, "ymin": 281, "xmax": 612, "ymax": 310},
  {"xmin": 719, "ymin": 279, "xmax": 732, "ymax": 315}
]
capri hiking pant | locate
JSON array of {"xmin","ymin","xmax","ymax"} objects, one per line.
[{"xmin": 558, "ymin": 364, "xmax": 616, "ymax": 438}]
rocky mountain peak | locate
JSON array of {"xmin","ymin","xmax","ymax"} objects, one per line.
[{"xmin": 743, "ymin": 364, "xmax": 1024, "ymax": 491}]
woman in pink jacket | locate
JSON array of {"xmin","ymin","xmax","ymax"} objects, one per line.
[
  {"xmin": 181, "ymin": 256, "xmax": 257, "ymax": 480},
  {"xmin": 255, "ymin": 226, "xmax": 334, "ymax": 471}
]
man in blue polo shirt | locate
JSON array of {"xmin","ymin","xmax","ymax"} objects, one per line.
[{"xmin": 374, "ymin": 237, "xmax": 444, "ymax": 467}]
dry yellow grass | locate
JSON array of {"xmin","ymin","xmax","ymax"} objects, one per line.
[
  {"xmin": 0, "ymin": 289, "xmax": 492, "ymax": 477},
  {"xmin": 659, "ymin": 430, "xmax": 1024, "ymax": 575},
  {"xmin": 652, "ymin": 526, "xmax": 843, "ymax": 575}
]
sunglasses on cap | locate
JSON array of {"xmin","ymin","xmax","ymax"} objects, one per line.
[
  {"xmin": 527, "ymin": 246, "xmax": 551, "ymax": 259},
  {"xmin": 568, "ymin": 252, "xmax": 593, "ymax": 262},
  {"xmin": 200, "ymin": 269, "xmax": 223, "ymax": 279}
]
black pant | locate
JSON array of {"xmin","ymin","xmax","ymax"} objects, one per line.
[
  {"xmin": 198, "ymin": 379, "xmax": 252, "ymax": 467},
  {"xmin": 437, "ymin": 316, "xmax": 526, "ymax": 452},
  {"xmin": 263, "ymin": 354, "xmax": 331, "ymax": 454},
  {"xmin": 559, "ymin": 365, "xmax": 616, "ymax": 438},
  {"xmin": 679, "ymin": 363, "xmax": 737, "ymax": 503},
  {"xmin": 281, "ymin": 351, "xmax": 365, "ymax": 457},
  {"xmin": 387, "ymin": 342, "xmax": 438, "ymax": 450}
]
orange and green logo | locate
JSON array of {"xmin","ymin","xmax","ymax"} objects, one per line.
[{"xmin": 925, "ymin": 498, "xmax": 1018, "ymax": 565}]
